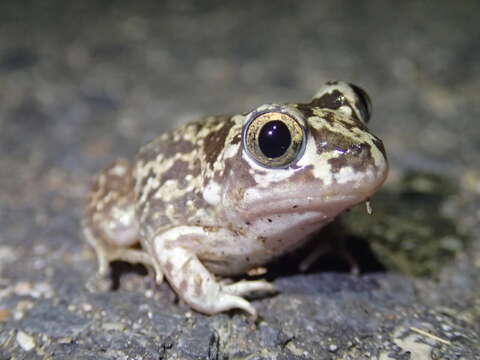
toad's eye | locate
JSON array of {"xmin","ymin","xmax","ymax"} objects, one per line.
[
  {"xmin": 243, "ymin": 110, "xmax": 305, "ymax": 168},
  {"xmin": 349, "ymin": 83, "xmax": 372, "ymax": 123}
]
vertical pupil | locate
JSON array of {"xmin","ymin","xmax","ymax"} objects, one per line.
[{"xmin": 258, "ymin": 120, "xmax": 291, "ymax": 158}]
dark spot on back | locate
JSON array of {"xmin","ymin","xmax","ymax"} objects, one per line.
[
  {"xmin": 161, "ymin": 159, "xmax": 191, "ymax": 187},
  {"xmin": 173, "ymin": 139, "xmax": 196, "ymax": 155},
  {"xmin": 204, "ymin": 116, "xmax": 235, "ymax": 168}
]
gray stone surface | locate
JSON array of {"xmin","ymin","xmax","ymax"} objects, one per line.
[{"xmin": 1, "ymin": 1, "xmax": 479, "ymax": 359}]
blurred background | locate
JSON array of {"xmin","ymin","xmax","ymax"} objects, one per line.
[
  {"xmin": 1, "ymin": 1, "xmax": 479, "ymax": 358},
  {"xmin": 2, "ymin": 0, "xmax": 479, "ymax": 176}
]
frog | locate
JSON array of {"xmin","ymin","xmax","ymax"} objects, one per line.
[{"xmin": 83, "ymin": 81, "xmax": 388, "ymax": 318}]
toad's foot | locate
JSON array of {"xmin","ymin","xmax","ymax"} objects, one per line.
[
  {"xmin": 153, "ymin": 240, "xmax": 273, "ymax": 318},
  {"xmin": 83, "ymin": 220, "xmax": 164, "ymax": 283}
]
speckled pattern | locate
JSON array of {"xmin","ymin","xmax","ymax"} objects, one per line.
[
  {"xmin": 83, "ymin": 82, "xmax": 387, "ymax": 317},
  {"xmin": 0, "ymin": 1, "xmax": 479, "ymax": 359}
]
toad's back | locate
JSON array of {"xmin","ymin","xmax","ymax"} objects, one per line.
[{"xmin": 133, "ymin": 115, "xmax": 241, "ymax": 240}]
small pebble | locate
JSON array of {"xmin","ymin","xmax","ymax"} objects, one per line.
[
  {"xmin": 441, "ymin": 324, "xmax": 452, "ymax": 332},
  {"xmin": 16, "ymin": 331, "xmax": 35, "ymax": 351},
  {"xmin": 102, "ymin": 322, "xmax": 125, "ymax": 331},
  {"xmin": 81, "ymin": 303, "xmax": 93, "ymax": 312},
  {"xmin": 328, "ymin": 344, "xmax": 338, "ymax": 353}
]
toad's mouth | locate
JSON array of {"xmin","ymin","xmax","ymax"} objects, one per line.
[
  {"xmin": 229, "ymin": 171, "xmax": 387, "ymax": 222},
  {"xmin": 235, "ymin": 192, "xmax": 362, "ymax": 222}
]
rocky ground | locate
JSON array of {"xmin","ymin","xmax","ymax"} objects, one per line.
[{"xmin": 0, "ymin": 1, "xmax": 479, "ymax": 359}]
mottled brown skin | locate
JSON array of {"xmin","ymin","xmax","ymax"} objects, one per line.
[
  {"xmin": 83, "ymin": 81, "xmax": 388, "ymax": 317},
  {"xmin": 83, "ymin": 160, "xmax": 155, "ymax": 277}
]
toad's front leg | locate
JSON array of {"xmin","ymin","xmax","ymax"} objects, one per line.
[{"xmin": 151, "ymin": 227, "xmax": 276, "ymax": 318}]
